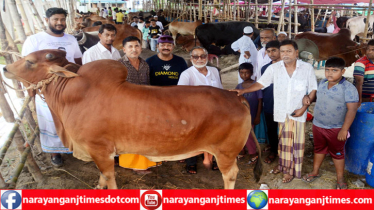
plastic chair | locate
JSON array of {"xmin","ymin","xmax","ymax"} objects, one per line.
[
  {"xmin": 208, "ymin": 54, "xmax": 219, "ymax": 68},
  {"xmin": 369, "ymin": 94, "xmax": 374, "ymax": 102}
]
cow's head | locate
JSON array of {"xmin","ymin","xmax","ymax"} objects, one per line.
[
  {"xmin": 347, "ymin": 42, "xmax": 368, "ymax": 59},
  {"xmin": 3, "ymin": 50, "xmax": 79, "ymax": 96}
]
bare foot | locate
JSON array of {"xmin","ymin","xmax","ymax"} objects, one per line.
[{"xmin": 282, "ymin": 174, "xmax": 294, "ymax": 183}]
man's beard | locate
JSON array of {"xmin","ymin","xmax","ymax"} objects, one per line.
[
  {"xmin": 49, "ymin": 24, "xmax": 66, "ymax": 34},
  {"xmin": 192, "ymin": 60, "xmax": 208, "ymax": 68}
]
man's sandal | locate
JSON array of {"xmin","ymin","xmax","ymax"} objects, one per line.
[
  {"xmin": 336, "ymin": 181, "xmax": 348, "ymax": 189},
  {"xmin": 302, "ymin": 173, "xmax": 321, "ymax": 183},
  {"xmin": 186, "ymin": 164, "xmax": 197, "ymax": 174}
]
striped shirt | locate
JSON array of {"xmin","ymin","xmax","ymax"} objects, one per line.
[{"xmin": 353, "ymin": 56, "xmax": 374, "ymax": 96}]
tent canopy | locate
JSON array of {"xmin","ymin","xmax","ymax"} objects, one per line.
[{"xmin": 297, "ymin": 0, "xmax": 372, "ymax": 4}]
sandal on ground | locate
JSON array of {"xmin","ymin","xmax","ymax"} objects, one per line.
[
  {"xmin": 237, "ymin": 155, "xmax": 245, "ymax": 161},
  {"xmin": 336, "ymin": 181, "xmax": 348, "ymax": 189},
  {"xmin": 262, "ymin": 146, "xmax": 271, "ymax": 153},
  {"xmin": 186, "ymin": 164, "xmax": 197, "ymax": 174},
  {"xmin": 133, "ymin": 169, "xmax": 152, "ymax": 175},
  {"xmin": 212, "ymin": 160, "xmax": 219, "ymax": 171},
  {"xmin": 264, "ymin": 153, "xmax": 277, "ymax": 164},
  {"xmin": 269, "ymin": 167, "xmax": 281, "ymax": 174},
  {"xmin": 282, "ymin": 176, "xmax": 294, "ymax": 183},
  {"xmin": 247, "ymin": 155, "xmax": 258, "ymax": 165},
  {"xmin": 302, "ymin": 173, "xmax": 321, "ymax": 183},
  {"xmin": 178, "ymin": 159, "xmax": 185, "ymax": 163}
]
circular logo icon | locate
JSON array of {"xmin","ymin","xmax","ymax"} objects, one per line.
[
  {"xmin": 247, "ymin": 190, "xmax": 268, "ymax": 209},
  {"xmin": 140, "ymin": 190, "xmax": 162, "ymax": 210},
  {"xmin": 1, "ymin": 190, "xmax": 22, "ymax": 209}
]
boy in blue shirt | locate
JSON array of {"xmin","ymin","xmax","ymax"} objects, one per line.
[{"xmin": 302, "ymin": 57, "xmax": 359, "ymax": 189}]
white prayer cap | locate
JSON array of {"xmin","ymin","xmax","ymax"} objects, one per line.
[
  {"xmin": 243, "ymin": 26, "xmax": 253, "ymax": 34},
  {"xmin": 278, "ymin": 32, "xmax": 287, "ymax": 36}
]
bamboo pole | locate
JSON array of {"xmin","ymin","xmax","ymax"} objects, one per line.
[
  {"xmin": 246, "ymin": 0, "xmax": 249, "ymax": 21},
  {"xmin": 15, "ymin": 0, "xmax": 32, "ymax": 36},
  {"xmin": 363, "ymin": 0, "xmax": 373, "ymax": 40},
  {"xmin": 294, "ymin": 0, "xmax": 298, "ymax": 34},
  {"xmin": 223, "ymin": 0, "xmax": 226, "ymax": 21},
  {"xmin": 255, "ymin": 0, "xmax": 258, "ymax": 28},
  {"xmin": 277, "ymin": 0, "xmax": 285, "ymax": 34},
  {"xmin": 190, "ymin": 2, "xmax": 192, "ymax": 21},
  {"xmin": 237, "ymin": 0, "xmax": 240, "ymax": 21},
  {"xmin": 288, "ymin": 2, "xmax": 291, "ymax": 38},
  {"xmin": 0, "ymin": 123, "xmax": 19, "ymax": 167},
  {"xmin": 198, "ymin": 0, "xmax": 202, "ymax": 21},
  {"xmin": 0, "ymin": 174, "xmax": 6, "ymax": 188},
  {"xmin": 204, "ymin": 2, "xmax": 207, "ymax": 23},
  {"xmin": 311, "ymin": 0, "xmax": 314, "ymax": 32},
  {"xmin": 7, "ymin": 0, "xmax": 27, "ymax": 43},
  {"xmin": 8, "ymin": 127, "xmax": 42, "ymax": 189},
  {"xmin": 267, "ymin": 0, "xmax": 272, "ymax": 24},
  {"xmin": 315, "ymin": 8, "xmax": 321, "ymax": 23}
]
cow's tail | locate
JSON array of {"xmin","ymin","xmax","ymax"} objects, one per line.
[{"xmin": 241, "ymin": 97, "xmax": 263, "ymax": 183}]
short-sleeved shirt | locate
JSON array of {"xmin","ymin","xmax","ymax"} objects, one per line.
[
  {"xmin": 313, "ymin": 77, "xmax": 359, "ymax": 129},
  {"xmin": 353, "ymin": 56, "xmax": 374, "ymax": 97},
  {"xmin": 146, "ymin": 54, "xmax": 188, "ymax": 86},
  {"xmin": 255, "ymin": 47, "xmax": 272, "ymax": 81},
  {"xmin": 112, "ymin": 11, "xmax": 117, "ymax": 20},
  {"xmin": 236, "ymin": 83, "xmax": 263, "ymax": 123},
  {"xmin": 82, "ymin": 42, "xmax": 121, "ymax": 64},
  {"xmin": 261, "ymin": 61, "xmax": 274, "ymax": 114},
  {"xmin": 231, "ymin": 35, "xmax": 258, "ymax": 69},
  {"xmin": 177, "ymin": 66, "xmax": 223, "ymax": 89},
  {"xmin": 149, "ymin": 25, "xmax": 161, "ymax": 38},
  {"xmin": 22, "ymin": 32, "xmax": 82, "ymax": 63},
  {"xmin": 116, "ymin": 12, "xmax": 124, "ymax": 22},
  {"xmin": 257, "ymin": 60, "xmax": 318, "ymax": 123},
  {"xmin": 142, "ymin": 27, "xmax": 150, "ymax": 40},
  {"xmin": 118, "ymin": 55, "xmax": 150, "ymax": 85}
]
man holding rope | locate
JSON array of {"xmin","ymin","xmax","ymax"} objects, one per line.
[{"xmin": 21, "ymin": 7, "xmax": 82, "ymax": 167}]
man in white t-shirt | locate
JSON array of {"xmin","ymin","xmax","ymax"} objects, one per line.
[
  {"xmin": 22, "ymin": 7, "xmax": 82, "ymax": 167},
  {"xmin": 154, "ymin": 16, "xmax": 164, "ymax": 31},
  {"xmin": 231, "ymin": 26, "xmax": 258, "ymax": 83},
  {"xmin": 255, "ymin": 28, "xmax": 276, "ymax": 81},
  {"xmin": 82, "ymin": 24, "xmax": 121, "ymax": 64},
  {"xmin": 112, "ymin": 8, "xmax": 117, "ymax": 24},
  {"xmin": 178, "ymin": 46, "xmax": 223, "ymax": 174}
]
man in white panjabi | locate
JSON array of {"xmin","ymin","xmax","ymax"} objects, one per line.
[
  {"xmin": 21, "ymin": 8, "xmax": 82, "ymax": 167},
  {"xmin": 82, "ymin": 24, "xmax": 121, "ymax": 64},
  {"xmin": 177, "ymin": 46, "xmax": 223, "ymax": 174},
  {"xmin": 231, "ymin": 26, "xmax": 258, "ymax": 83}
]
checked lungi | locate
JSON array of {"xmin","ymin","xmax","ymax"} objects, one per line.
[{"xmin": 278, "ymin": 117, "xmax": 305, "ymax": 178}]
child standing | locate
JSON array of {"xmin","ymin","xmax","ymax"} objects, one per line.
[
  {"xmin": 235, "ymin": 63, "xmax": 262, "ymax": 164},
  {"xmin": 302, "ymin": 57, "xmax": 359, "ymax": 189},
  {"xmin": 142, "ymin": 21, "xmax": 151, "ymax": 49}
]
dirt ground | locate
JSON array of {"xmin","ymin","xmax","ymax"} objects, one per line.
[{"xmin": 1, "ymin": 46, "xmax": 373, "ymax": 190}]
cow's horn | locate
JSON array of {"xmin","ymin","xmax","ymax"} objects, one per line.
[
  {"xmin": 78, "ymin": 32, "xmax": 87, "ymax": 45},
  {"xmin": 46, "ymin": 53, "xmax": 55, "ymax": 60}
]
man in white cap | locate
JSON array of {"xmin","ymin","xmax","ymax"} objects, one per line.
[
  {"xmin": 154, "ymin": 16, "xmax": 164, "ymax": 31},
  {"xmin": 231, "ymin": 26, "xmax": 258, "ymax": 83},
  {"xmin": 278, "ymin": 32, "xmax": 288, "ymax": 42}
]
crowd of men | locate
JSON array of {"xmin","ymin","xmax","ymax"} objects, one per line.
[{"xmin": 21, "ymin": 7, "xmax": 374, "ymax": 189}]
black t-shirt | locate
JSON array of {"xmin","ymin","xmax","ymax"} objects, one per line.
[
  {"xmin": 146, "ymin": 54, "xmax": 188, "ymax": 86},
  {"xmin": 149, "ymin": 25, "xmax": 161, "ymax": 38}
]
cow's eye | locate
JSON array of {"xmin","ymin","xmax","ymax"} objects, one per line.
[{"xmin": 26, "ymin": 60, "xmax": 34, "ymax": 68}]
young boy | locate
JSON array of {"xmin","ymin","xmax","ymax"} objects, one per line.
[
  {"xmin": 235, "ymin": 63, "xmax": 262, "ymax": 164},
  {"xmin": 302, "ymin": 57, "xmax": 359, "ymax": 189},
  {"xmin": 149, "ymin": 19, "xmax": 162, "ymax": 51},
  {"xmin": 142, "ymin": 21, "xmax": 151, "ymax": 49}
]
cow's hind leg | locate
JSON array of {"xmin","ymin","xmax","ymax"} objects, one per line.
[
  {"xmin": 215, "ymin": 155, "xmax": 239, "ymax": 189},
  {"xmin": 91, "ymin": 154, "xmax": 117, "ymax": 189}
]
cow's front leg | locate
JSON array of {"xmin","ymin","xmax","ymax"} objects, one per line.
[{"xmin": 91, "ymin": 153, "xmax": 117, "ymax": 189}]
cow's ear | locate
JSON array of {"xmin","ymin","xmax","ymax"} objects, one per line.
[{"xmin": 49, "ymin": 65, "xmax": 79, "ymax": 78}]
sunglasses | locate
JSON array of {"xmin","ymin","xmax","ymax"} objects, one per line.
[
  {"xmin": 191, "ymin": 54, "xmax": 207, "ymax": 60},
  {"xmin": 159, "ymin": 37, "xmax": 174, "ymax": 42}
]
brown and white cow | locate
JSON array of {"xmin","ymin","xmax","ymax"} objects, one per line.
[
  {"xmin": 346, "ymin": 15, "xmax": 374, "ymax": 40},
  {"xmin": 168, "ymin": 20, "xmax": 203, "ymax": 45},
  {"xmin": 3, "ymin": 50, "xmax": 262, "ymax": 189},
  {"xmin": 295, "ymin": 29, "xmax": 366, "ymax": 67}
]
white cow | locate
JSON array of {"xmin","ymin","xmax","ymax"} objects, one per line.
[{"xmin": 346, "ymin": 15, "xmax": 374, "ymax": 40}]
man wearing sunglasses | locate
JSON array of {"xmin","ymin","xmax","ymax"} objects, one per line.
[
  {"xmin": 146, "ymin": 35, "xmax": 188, "ymax": 86},
  {"xmin": 177, "ymin": 46, "xmax": 223, "ymax": 174}
]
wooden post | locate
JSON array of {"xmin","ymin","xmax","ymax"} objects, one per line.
[
  {"xmin": 246, "ymin": 0, "xmax": 249, "ymax": 21},
  {"xmin": 204, "ymin": 2, "xmax": 207, "ymax": 23},
  {"xmin": 294, "ymin": 0, "xmax": 298, "ymax": 34},
  {"xmin": 311, "ymin": 0, "xmax": 315, "ymax": 32},
  {"xmin": 190, "ymin": 2, "xmax": 192, "ymax": 21},
  {"xmin": 288, "ymin": 2, "xmax": 291, "ymax": 38},
  {"xmin": 237, "ymin": 0, "xmax": 240, "ymax": 21},
  {"xmin": 268, "ymin": 0, "xmax": 273, "ymax": 24},
  {"xmin": 7, "ymin": 0, "xmax": 27, "ymax": 43},
  {"xmin": 223, "ymin": 0, "xmax": 226, "ymax": 21},
  {"xmin": 363, "ymin": 0, "xmax": 373, "ymax": 40},
  {"xmin": 27, "ymin": 0, "xmax": 46, "ymax": 31},
  {"xmin": 15, "ymin": 0, "xmax": 32, "ymax": 36},
  {"xmin": 277, "ymin": 0, "xmax": 285, "ymax": 34},
  {"xmin": 255, "ymin": 0, "xmax": 258, "ymax": 28}
]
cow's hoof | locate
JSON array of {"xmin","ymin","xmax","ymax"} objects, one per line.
[{"xmin": 95, "ymin": 185, "xmax": 107, "ymax": 189}]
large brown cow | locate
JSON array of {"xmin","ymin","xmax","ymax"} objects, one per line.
[
  {"xmin": 168, "ymin": 20, "xmax": 203, "ymax": 45},
  {"xmin": 74, "ymin": 18, "xmax": 115, "ymax": 31},
  {"xmin": 75, "ymin": 24, "xmax": 142, "ymax": 51},
  {"xmin": 295, "ymin": 29, "xmax": 366, "ymax": 67},
  {"xmin": 3, "ymin": 50, "xmax": 262, "ymax": 189}
]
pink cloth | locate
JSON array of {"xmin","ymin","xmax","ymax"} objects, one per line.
[
  {"xmin": 332, "ymin": 14, "xmax": 340, "ymax": 34},
  {"xmin": 244, "ymin": 126, "xmax": 257, "ymax": 155}
]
